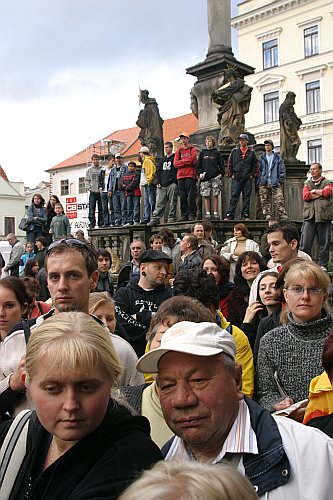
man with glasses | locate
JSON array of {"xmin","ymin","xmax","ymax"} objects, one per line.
[{"xmin": 0, "ymin": 239, "xmax": 144, "ymax": 417}]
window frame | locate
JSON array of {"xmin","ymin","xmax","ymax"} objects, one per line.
[
  {"xmin": 263, "ymin": 91, "xmax": 279, "ymax": 124},
  {"xmin": 307, "ymin": 139, "xmax": 322, "ymax": 165},
  {"xmin": 78, "ymin": 177, "xmax": 86, "ymax": 194},
  {"xmin": 304, "ymin": 25, "xmax": 319, "ymax": 58},
  {"xmin": 60, "ymin": 179, "xmax": 69, "ymax": 196},
  {"xmin": 305, "ymin": 80, "xmax": 321, "ymax": 114},
  {"xmin": 262, "ymin": 38, "xmax": 278, "ymax": 70}
]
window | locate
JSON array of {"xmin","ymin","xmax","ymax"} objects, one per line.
[
  {"xmin": 78, "ymin": 177, "xmax": 86, "ymax": 194},
  {"xmin": 308, "ymin": 139, "xmax": 322, "ymax": 165},
  {"xmin": 60, "ymin": 179, "xmax": 69, "ymax": 196},
  {"xmin": 264, "ymin": 91, "xmax": 279, "ymax": 123},
  {"xmin": 304, "ymin": 26, "xmax": 318, "ymax": 57},
  {"xmin": 263, "ymin": 39, "xmax": 278, "ymax": 69},
  {"xmin": 306, "ymin": 81, "xmax": 320, "ymax": 114},
  {"xmin": 4, "ymin": 217, "xmax": 15, "ymax": 235}
]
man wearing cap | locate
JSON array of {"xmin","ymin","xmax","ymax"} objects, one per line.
[
  {"xmin": 174, "ymin": 133, "xmax": 197, "ymax": 221},
  {"xmin": 114, "ymin": 250, "xmax": 172, "ymax": 357},
  {"xmin": 139, "ymin": 146, "xmax": 157, "ymax": 224},
  {"xmin": 224, "ymin": 134, "xmax": 258, "ymax": 221},
  {"xmin": 108, "ymin": 154, "xmax": 128, "ymax": 226},
  {"xmin": 136, "ymin": 321, "xmax": 333, "ymax": 499},
  {"xmin": 258, "ymin": 140, "xmax": 287, "ymax": 221}
]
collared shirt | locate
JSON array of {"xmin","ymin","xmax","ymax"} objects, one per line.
[
  {"xmin": 266, "ymin": 152, "xmax": 274, "ymax": 183},
  {"xmin": 165, "ymin": 399, "xmax": 258, "ymax": 469}
]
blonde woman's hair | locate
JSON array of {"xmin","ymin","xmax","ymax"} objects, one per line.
[
  {"xmin": 119, "ymin": 460, "xmax": 258, "ymax": 500},
  {"xmin": 89, "ymin": 291, "xmax": 115, "ymax": 316},
  {"xmin": 281, "ymin": 261, "xmax": 331, "ymax": 324},
  {"xmin": 25, "ymin": 311, "xmax": 121, "ymax": 385}
]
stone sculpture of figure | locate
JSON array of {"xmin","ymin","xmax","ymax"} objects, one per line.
[
  {"xmin": 211, "ymin": 68, "xmax": 253, "ymax": 146},
  {"xmin": 279, "ymin": 91, "xmax": 302, "ymax": 160},
  {"xmin": 136, "ymin": 89, "xmax": 164, "ymax": 158},
  {"xmin": 190, "ymin": 90, "xmax": 198, "ymax": 119}
]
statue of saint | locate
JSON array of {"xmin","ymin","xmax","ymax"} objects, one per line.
[
  {"xmin": 211, "ymin": 68, "xmax": 252, "ymax": 146},
  {"xmin": 136, "ymin": 89, "xmax": 164, "ymax": 157},
  {"xmin": 279, "ymin": 91, "xmax": 302, "ymax": 160}
]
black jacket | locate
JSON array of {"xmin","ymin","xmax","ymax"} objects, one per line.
[
  {"xmin": 161, "ymin": 396, "xmax": 290, "ymax": 497},
  {"xmin": 0, "ymin": 401, "xmax": 162, "ymax": 500},
  {"xmin": 114, "ymin": 281, "xmax": 172, "ymax": 357},
  {"xmin": 227, "ymin": 147, "xmax": 258, "ymax": 182},
  {"xmin": 196, "ymin": 147, "xmax": 225, "ymax": 181},
  {"xmin": 156, "ymin": 153, "xmax": 177, "ymax": 186}
]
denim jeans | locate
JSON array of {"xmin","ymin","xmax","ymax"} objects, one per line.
[
  {"xmin": 88, "ymin": 191, "xmax": 103, "ymax": 227},
  {"xmin": 100, "ymin": 191, "xmax": 115, "ymax": 226},
  {"xmin": 113, "ymin": 191, "xmax": 126, "ymax": 225},
  {"xmin": 126, "ymin": 196, "xmax": 141, "ymax": 223},
  {"xmin": 226, "ymin": 178, "xmax": 252, "ymax": 218},
  {"xmin": 143, "ymin": 184, "xmax": 157, "ymax": 222},
  {"xmin": 152, "ymin": 183, "xmax": 178, "ymax": 222}
]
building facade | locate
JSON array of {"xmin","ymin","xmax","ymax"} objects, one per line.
[{"xmin": 232, "ymin": 0, "xmax": 333, "ymax": 177}]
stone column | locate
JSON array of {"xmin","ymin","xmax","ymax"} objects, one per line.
[{"xmin": 207, "ymin": 0, "xmax": 232, "ymax": 56}]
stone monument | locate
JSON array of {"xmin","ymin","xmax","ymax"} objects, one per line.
[
  {"xmin": 279, "ymin": 91, "xmax": 302, "ymax": 161},
  {"xmin": 212, "ymin": 66, "xmax": 253, "ymax": 146},
  {"xmin": 136, "ymin": 89, "xmax": 164, "ymax": 158},
  {"xmin": 187, "ymin": 0, "xmax": 254, "ymax": 146}
]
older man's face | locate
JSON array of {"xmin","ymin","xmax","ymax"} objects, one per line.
[{"xmin": 157, "ymin": 352, "xmax": 243, "ymax": 460}]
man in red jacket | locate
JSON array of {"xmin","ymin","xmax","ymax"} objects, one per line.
[{"xmin": 174, "ymin": 132, "xmax": 197, "ymax": 221}]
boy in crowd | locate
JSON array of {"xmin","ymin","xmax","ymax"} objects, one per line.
[
  {"xmin": 85, "ymin": 153, "xmax": 103, "ymax": 229},
  {"xmin": 196, "ymin": 135, "xmax": 224, "ymax": 220},
  {"xmin": 174, "ymin": 132, "xmax": 197, "ymax": 221},
  {"xmin": 122, "ymin": 162, "xmax": 141, "ymax": 225},
  {"xmin": 49, "ymin": 202, "xmax": 71, "ymax": 240},
  {"xmin": 19, "ymin": 242, "xmax": 36, "ymax": 276}
]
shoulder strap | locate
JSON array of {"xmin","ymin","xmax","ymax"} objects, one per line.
[
  {"xmin": 22, "ymin": 319, "xmax": 31, "ymax": 344},
  {"xmin": 0, "ymin": 410, "xmax": 31, "ymax": 496}
]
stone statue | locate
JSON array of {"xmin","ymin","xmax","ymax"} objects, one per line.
[
  {"xmin": 136, "ymin": 89, "xmax": 164, "ymax": 157},
  {"xmin": 190, "ymin": 90, "xmax": 198, "ymax": 119},
  {"xmin": 211, "ymin": 67, "xmax": 252, "ymax": 146},
  {"xmin": 279, "ymin": 91, "xmax": 302, "ymax": 160}
]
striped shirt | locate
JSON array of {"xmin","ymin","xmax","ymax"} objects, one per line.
[{"xmin": 165, "ymin": 399, "xmax": 258, "ymax": 469}]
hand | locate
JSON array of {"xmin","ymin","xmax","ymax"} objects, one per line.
[
  {"xmin": 157, "ymin": 184, "xmax": 161, "ymax": 188},
  {"xmin": 231, "ymin": 255, "xmax": 238, "ymax": 262},
  {"xmin": 243, "ymin": 301, "xmax": 264, "ymax": 324},
  {"xmin": 199, "ymin": 173, "xmax": 204, "ymax": 180},
  {"xmin": 108, "ymin": 191, "xmax": 112, "ymax": 196},
  {"xmin": 9, "ymin": 355, "xmax": 26, "ymax": 392},
  {"xmin": 274, "ymin": 397, "xmax": 294, "ymax": 412}
]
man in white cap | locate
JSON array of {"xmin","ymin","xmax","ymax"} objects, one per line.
[
  {"xmin": 137, "ymin": 321, "xmax": 333, "ymax": 499},
  {"xmin": 224, "ymin": 134, "xmax": 258, "ymax": 221},
  {"xmin": 174, "ymin": 132, "xmax": 197, "ymax": 221},
  {"xmin": 139, "ymin": 146, "xmax": 157, "ymax": 224}
]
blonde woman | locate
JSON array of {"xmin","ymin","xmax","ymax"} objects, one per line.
[
  {"xmin": 0, "ymin": 312, "xmax": 161, "ymax": 499},
  {"xmin": 120, "ymin": 460, "xmax": 259, "ymax": 500},
  {"xmin": 255, "ymin": 261, "xmax": 332, "ymax": 412}
]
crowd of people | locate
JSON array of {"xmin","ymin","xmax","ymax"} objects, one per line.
[{"xmin": 0, "ymin": 134, "xmax": 333, "ymax": 497}]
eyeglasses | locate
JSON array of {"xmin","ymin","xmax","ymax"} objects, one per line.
[
  {"xmin": 286, "ymin": 286, "xmax": 325, "ymax": 296},
  {"xmin": 47, "ymin": 238, "xmax": 88, "ymax": 253}
]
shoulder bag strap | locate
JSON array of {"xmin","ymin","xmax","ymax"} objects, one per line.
[
  {"xmin": 22, "ymin": 319, "xmax": 31, "ymax": 344},
  {"xmin": 0, "ymin": 409, "xmax": 31, "ymax": 497}
]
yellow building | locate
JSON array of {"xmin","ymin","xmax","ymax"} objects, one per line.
[{"xmin": 232, "ymin": 0, "xmax": 333, "ymax": 176}]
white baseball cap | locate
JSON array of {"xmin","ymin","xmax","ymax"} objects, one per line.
[{"xmin": 136, "ymin": 321, "xmax": 236, "ymax": 373}]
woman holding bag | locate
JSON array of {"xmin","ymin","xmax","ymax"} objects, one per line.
[{"xmin": 26, "ymin": 194, "xmax": 47, "ymax": 245}]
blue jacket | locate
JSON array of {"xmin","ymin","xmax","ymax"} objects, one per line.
[
  {"xmin": 108, "ymin": 165, "xmax": 128, "ymax": 193},
  {"xmin": 258, "ymin": 152, "xmax": 285, "ymax": 187},
  {"xmin": 161, "ymin": 396, "xmax": 290, "ymax": 497}
]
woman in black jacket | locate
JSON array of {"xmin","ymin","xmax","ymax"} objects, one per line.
[{"xmin": 0, "ymin": 312, "xmax": 161, "ymax": 500}]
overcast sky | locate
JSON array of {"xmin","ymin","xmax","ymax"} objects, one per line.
[{"xmin": 0, "ymin": 0, "xmax": 238, "ymax": 188}]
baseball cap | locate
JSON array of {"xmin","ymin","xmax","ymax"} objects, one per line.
[
  {"xmin": 264, "ymin": 139, "xmax": 274, "ymax": 147},
  {"xmin": 139, "ymin": 250, "xmax": 172, "ymax": 265},
  {"xmin": 136, "ymin": 321, "xmax": 236, "ymax": 373},
  {"xmin": 239, "ymin": 133, "xmax": 249, "ymax": 140},
  {"xmin": 139, "ymin": 146, "xmax": 149, "ymax": 153},
  {"xmin": 179, "ymin": 132, "xmax": 189, "ymax": 139}
]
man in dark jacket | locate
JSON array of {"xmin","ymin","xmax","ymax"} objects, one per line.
[
  {"xmin": 258, "ymin": 139, "xmax": 287, "ymax": 221},
  {"xmin": 178, "ymin": 234, "xmax": 202, "ymax": 272},
  {"xmin": 224, "ymin": 134, "xmax": 258, "ymax": 220},
  {"xmin": 196, "ymin": 135, "xmax": 224, "ymax": 221},
  {"xmin": 114, "ymin": 250, "xmax": 172, "ymax": 357},
  {"xmin": 147, "ymin": 142, "xmax": 178, "ymax": 226}
]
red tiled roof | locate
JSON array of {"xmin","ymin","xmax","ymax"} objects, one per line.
[
  {"xmin": 0, "ymin": 166, "xmax": 9, "ymax": 182},
  {"xmin": 47, "ymin": 113, "xmax": 198, "ymax": 171}
]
